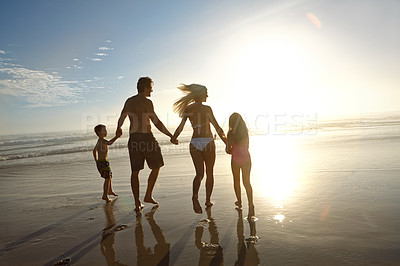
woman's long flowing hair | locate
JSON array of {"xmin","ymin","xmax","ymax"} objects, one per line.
[
  {"xmin": 173, "ymin": 84, "xmax": 207, "ymax": 117},
  {"xmin": 227, "ymin": 112, "xmax": 249, "ymax": 144}
]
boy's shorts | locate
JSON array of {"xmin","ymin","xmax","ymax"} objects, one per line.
[
  {"xmin": 97, "ymin": 159, "xmax": 112, "ymax": 179},
  {"xmin": 128, "ymin": 133, "xmax": 164, "ymax": 172}
]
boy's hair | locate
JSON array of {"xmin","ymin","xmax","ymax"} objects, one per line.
[
  {"xmin": 94, "ymin": 124, "xmax": 106, "ymax": 136},
  {"xmin": 137, "ymin": 76, "xmax": 153, "ymax": 93},
  {"xmin": 227, "ymin": 113, "xmax": 249, "ymax": 144}
]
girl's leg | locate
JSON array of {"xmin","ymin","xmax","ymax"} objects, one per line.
[
  {"xmin": 190, "ymin": 145, "xmax": 205, "ymax": 213},
  {"xmin": 241, "ymin": 160, "xmax": 254, "ymax": 216},
  {"xmin": 231, "ymin": 160, "xmax": 242, "ymax": 208},
  {"xmin": 203, "ymin": 141, "xmax": 216, "ymax": 206}
]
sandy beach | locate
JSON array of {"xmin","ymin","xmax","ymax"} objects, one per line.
[{"xmin": 1, "ymin": 122, "xmax": 400, "ymax": 265}]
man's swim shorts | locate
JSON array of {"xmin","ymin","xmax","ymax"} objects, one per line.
[{"xmin": 128, "ymin": 133, "xmax": 164, "ymax": 172}]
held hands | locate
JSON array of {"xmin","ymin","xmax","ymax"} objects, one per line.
[
  {"xmin": 116, "ymin": 128, "xmax": 123, "ymax": 138},
  {"xmin": 225, "ymin": 146, "xmax": 232, "ymax": 154},
  {"xmin": 170, "ymin": 136, "xmax": 178, "ymax": 145}
]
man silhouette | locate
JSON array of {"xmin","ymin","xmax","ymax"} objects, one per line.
[{"xmin": 116, "ymin": 76, "xmax": 177, "ymax": 211}]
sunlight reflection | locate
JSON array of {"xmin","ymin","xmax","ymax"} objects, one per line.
[
  {"xmin": 273, "ymin": 214, "xmax": 285, "ymax": 223},
  {"xmin": 251, "ymin": 135, "xmax": 300, "ymax": 206}
]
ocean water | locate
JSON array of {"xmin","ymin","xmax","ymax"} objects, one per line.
[
  {"xmin": 1, "ymin": 114, "xmax": 399, "ymax": 168},
  {"xmin": 1, "ymin": 114, "xmax": 400, "ymax": 265}
]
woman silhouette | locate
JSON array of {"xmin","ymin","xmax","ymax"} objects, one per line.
[{"xmin": 172, "ymin": 84, "xmax": 227, "ymax": 213}]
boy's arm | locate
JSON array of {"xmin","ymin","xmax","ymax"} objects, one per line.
[
  {"xmin": 106, "ymin": 135, "xmax": 119, "ymax": 145},
  {"xmin": 207, "ymin": 107, "xmax": 227, "ymax": 144}
]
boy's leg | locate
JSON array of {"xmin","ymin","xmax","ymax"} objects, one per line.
[
  {"xmin": 108, "ymin": 178, "xmax": 118, "ymax": 196},
  {"xmin": 144, "ymin": 168, "xmax": 160, "ymax": 204},
  {"xmin": 102, "ymin": 178, "xmax": 111, "ymax": 202}
]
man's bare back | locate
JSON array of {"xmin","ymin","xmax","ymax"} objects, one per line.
[{"xmin": 122, "ymin": 94, "xmax": 154, "ymax": 134}]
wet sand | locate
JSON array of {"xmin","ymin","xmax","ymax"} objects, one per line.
[{"xmin": 1, "ymin": 136, "xmax": 400, "ymax": 265}]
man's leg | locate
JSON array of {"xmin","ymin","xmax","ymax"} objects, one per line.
[
  {"xmin": 144, "ymin": 168, "xmax": 160, "ymax": 204},
  {"xmin": 131, "ymin": 170, "xmax": 143, "ymax": 210}
]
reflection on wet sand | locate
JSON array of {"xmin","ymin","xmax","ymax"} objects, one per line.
[
  {"xmin": 235, "ymin": 209, "xmax": 259, "ymax": 266},
  {"xmin": 135, "ymin": 206, "xmax": 170, "ymax": 265},
  {"xmin": 101, "ymin": 199, "xmax": 128, "ymax": 266},
  {"xmin": 195, "ymin": 206, "xmax": 224, "ymax": 266}
]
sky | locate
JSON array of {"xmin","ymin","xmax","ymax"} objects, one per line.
[{"xmin": 0, "ymin": 0, "xmax": 399, "ymax": 135}]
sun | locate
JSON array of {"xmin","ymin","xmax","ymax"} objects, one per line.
[{"xmin": 213, "ymin": 32, "xmax": 318, "ymax": 115}]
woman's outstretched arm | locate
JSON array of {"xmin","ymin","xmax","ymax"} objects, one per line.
[
  {"xmin": 172, "ymin": 115, "xmax": 188, "ymax": 143},
  {"xmin": 207, "ymin": 107, "xmax": 227, "ymax": 144},
  {"xmin": 225, "ymin": 136, "xmax": 232, "ymax": 154}
]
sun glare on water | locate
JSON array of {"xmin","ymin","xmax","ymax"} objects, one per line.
[{"xmin": 250, "ymin": 135, "xmax": 301, "ymax": 208}]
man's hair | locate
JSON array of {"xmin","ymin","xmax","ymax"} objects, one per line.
[
  {"xmin": 137, "ymin": 76, "xmax": 153, "ymax": 93},
  {"xmin": 94, "ymin": 124, "xmax": 106, "ymax": 136}
]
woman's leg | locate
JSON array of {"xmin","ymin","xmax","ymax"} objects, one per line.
[
  {"xmin": 241, "ymin": 160, "xmax": 254, "ymax": 216},
  {"xmin": 190, "ymin": 145, "xmax": 205, "ymax": 213},
  {"xmin": 231, "ymin": 160, "xmax": 242, "ymax": 208},
  {"xmin": 203, "ymin": 141, "xmax": 216, "ymax": 206}
]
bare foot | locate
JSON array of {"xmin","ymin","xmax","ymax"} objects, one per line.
[
  {"xmin": 102, "ymin": 196, "xmax": 111, "ymax": 202},
  {"xmin": 144, "ymin": 196, "xmax": 159, "ymax": 204},
  {"xmin": 192, "ymin": 196, "xmax": 202, "ymax": 214},
  {"xmin": 205, "ymin": 201, "xmax": 214, "ymax": 207},
  {"xmin": 134, "ymin": 203, "xmax": 145, "ymax": 212},
  {"xmin": 235, "ymin": 201, "xmax": 242, "ymax": 208},
  {"xmin": 108, "ymin": 191, "xmax": 118, "ymax": 196}
]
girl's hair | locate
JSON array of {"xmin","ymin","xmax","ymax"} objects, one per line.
[
  {"xmin": 227, "ymin": 113, "xmax": 249, "ymax": 143},
  {"xmin": 173, "ymin": 84, "xmax": 207, "ymax": 117}
]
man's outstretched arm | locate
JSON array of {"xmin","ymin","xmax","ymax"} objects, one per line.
[
  {"xmin": 150, "ymin": 112, "xmax": 173, "ymax": 137},
  {"xmin": 148, "ymin": 101, "xmax": 176, "ymax": 141}
]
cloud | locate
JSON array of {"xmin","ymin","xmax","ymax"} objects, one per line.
[
  {"xmin": 90, "ymin": 58, "xmax": 103, "ymax": 61},
  {"xmin": 73, "ymin": 58, "xmax": 79, "ymax": 61},
  {"xmin": 118, "ymin": 76, "xmax": 124, "ymax": 79},
  {"xmin": 0, "ymin": 50, "xmax": 6, "ymax": 55},
  {"xmin": 98, "ymin": 47, "xmax": 114, "ymax": 51},
  {"xmin": 106, "ymin": 40, "xmax": 111, "ymax": 43},
  {"xmin": 95, "ymin": 53, "xmax": 108, "ymax": 56},
  {"xmin": 0, "ymin": 66, "xmax": 83, "ymax": 107}
]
